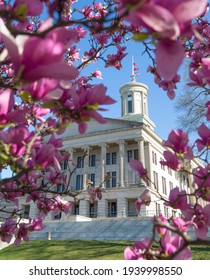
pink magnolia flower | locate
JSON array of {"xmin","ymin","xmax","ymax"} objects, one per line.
[
  {"xmin": 0, "ymin": 218, "xmax": 17, "ymax": 243},
  {"xmin": 193, "ymin": 165, "xmax": 210, "ymax": 201},
  {"xmin": 163, "ymin": 129, "xmax": 193, "ymax": 159},
  {"xmin": 0, "ymin": 89, "xmax": 14, "ymax": 124},
  {"xmin": 160, "ymin": 150, "xmax": 181, "ymax": 170},
  {"xmin": 200, "ymin": 58, "xmax": 210, "ymax": 85},
  {"xmin": 118, "ymin": 0, "xmax": 207, "ymax": 81},
  {"xmin": 0, "ymin": 125, "xmax": 37, "ymax": 157},
  {"xmin": 171, "ymin": 217, "xmax": 191, "ymax": 233},
  {"xmin": 154, "ymin": 214, "xmax": 168, "ymax": 237},
  {"xmin": 29, "ymin": 217, "xmax": 45, "ymax": 232},
  {"xmin": 88, "ymin": 187, "xmax": 103, "ymax": 202},
  {"xmin": 129, "ymin": 159, "xmax": 149, "ymax": 185},
  {"xmin": 124, "ymin": 237, "xmax": 151, "ymax": 260},
  {"xmin": 155, "ymin": 39, "xmax": 184, "ymax": 82},
  {"xmin": 0, "ymin": 182, "xmax": 21, "ymax": 206},
  {"xmin": 160, "ymin": 230, "xmax": 192, "ymax": 260},
  {"xmin": 92, "ymin": 69, "xmax": 102, "ymax": 79},
  {"xmin": 12, "ymin": 0, "xmax": 43, "ymax": 19},
  {"xmin": 24, "ymin": 78, "xmax": 59, "ymax": 101},
  {"xmin": 135, "ymin": 189, "xmax": 151, "ymax": 214},
  {"xmin": 196, "ymin": 123, "xmax": 210, "ymax": 151},
  {"xmin": 192, "ymin": 204, "xmax": 210, "ymax": 240},
  {"xmin": 52, "ymin": 196, "xmax": 71, "ymax": 216},
  {"xmin": 0, "ymin": 89, "xmax": 27, "ymax": 125},
  {"xmin": 0, "ymin": 19, "xmax": 79, "ymax": 83},
  {"xmin": 14, "ymin": 223, "xmax": 30, "ymax": 246},
  {"xmin": 62, "ymin": 83, "xmax": 115, "ymax": 134},
  {"xmin": 164, "ymin": 187, "xmax": 189, "ymax": 211},
  {"xmin": 206, "ymin": 101, "xmax": 210, "ymax": 121}
]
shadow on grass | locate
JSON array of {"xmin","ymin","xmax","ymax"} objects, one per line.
[
  {"xmin": 0, "ymin": 240, "xmax": 133, "ymax": 260},
  {"xmin": 1, "ymin": 240, "xmax": 209, "ymax": 260}
]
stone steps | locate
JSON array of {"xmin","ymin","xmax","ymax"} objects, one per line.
[{"xmin": 29, "ymin": 218, "xmax": 154, "ymax": 241}]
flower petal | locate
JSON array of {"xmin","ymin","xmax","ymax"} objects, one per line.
[{"xmin": 156, "ymin": 39, "xmax": 184, "ymax": 81}]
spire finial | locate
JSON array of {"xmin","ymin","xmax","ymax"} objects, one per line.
[{"xmin": 131, "ymin": 56, "xmax": 139, "ymax": 81}]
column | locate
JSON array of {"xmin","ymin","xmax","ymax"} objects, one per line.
[
  {"xmin": 82, "ymin": 146, "xmax": 91, "ymax": 189},
  {"xmin": 144, "ymin": 142, "xmax": 152, "ymax": 186},
  {"xmin": 79, "ymin": 200, "xmax": 89, "ymax": 217},
  {"xmin": 67, "ymin": 147, "xmax": 75, "ymax": 191},
  {"xmin": 97, "ymin": 198, "xmax": 107, "ymax": 218},
  {"xmin": 118, "ymin": 140, "xmax": 125, "ymax": 187},
  {"xmin": 136, "ymin": 137, "xmax": 145, "ymax": 166},
  {"xmin": 100, "ymin": 143, "xmax": 107, "ymax": 185},
  {"xmin": 117, "ymin": 197, "xmax": 127, "ymax": 218}
]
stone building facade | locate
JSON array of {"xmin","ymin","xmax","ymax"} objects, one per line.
[{"xmin": 19, "ymin": 75, "xmax": 198, "ymax": 221}]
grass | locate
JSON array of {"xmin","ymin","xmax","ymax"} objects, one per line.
[{"xmin": 0, "ymin": 240, "xmax": 209, "ymax": 260}]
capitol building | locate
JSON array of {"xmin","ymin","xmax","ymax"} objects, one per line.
[{"xmin": 21, "ymin": 72, "xmax": 198, "ymax": 222}]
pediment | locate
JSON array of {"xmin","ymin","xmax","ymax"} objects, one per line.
[{"xmin": 61, "ymin": 117, "xmax": 141, "ymax": 139}]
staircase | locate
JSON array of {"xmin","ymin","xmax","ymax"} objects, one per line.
[{"xmin": 29, "ymin": 217, "xmax": 154, "ymax": 241}]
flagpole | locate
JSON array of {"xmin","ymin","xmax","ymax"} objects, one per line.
[{"xmin": 131, "ymin": 56, "xmax": 135, "ymax": 81}]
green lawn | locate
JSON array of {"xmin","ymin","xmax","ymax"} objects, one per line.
[{"xmin": 0, "ymin": 240, "xmax": 209, "ymax": 260}]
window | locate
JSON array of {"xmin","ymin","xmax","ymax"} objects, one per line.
[
  {"xmin": 127, "ymin": 93, "xmax": 133, "ymax": 113},
  {"xmin": 89, "ymin": 155, "xmax": 96, "ymax": 167},
  {"xmin": 22, "ymin": 205, "xmax": 30, "ymax": 219},
  {"xmin": 107, "ymin": 152, "xmax": 117, "ymax": 165},
  {"xmin": 162, "ymin": 176, "xmax": 167, "ymax": 195},
  {"xmin": 169, "ymin": 181, "xmax": 173, "ymax": 191},
  {"xmin": 160, "ymin": 157, "xmax": 165, "ymax": 170},
  {"xmin": 168, "ymin": 166, "xmax": 172, "ymax": 175},
  {"xmin": 112, "ymin": 171, "xmax": 117, "ymax": 188},
  {"xmin": 105, "ymin": 172, "xmax": 117, "ymax": 188},
  {"xmin": 153, "ymin": 171, "xmax": 159, "ymax": 190},
  {"xmin": 164, "ymin": 206, "xmax": 169, "ymax": 218},
  {"xmin": 127, "ymin": 150, "xmax": 133, "ymax": 162},
  {"xmin": 106, "ymin": 153, "xmax": 111, "ymax": 165},
  {"xmin": 156, "ymin": 203, "xmax": 161, "ymax": 215},
  {"xmin": 77, "ymin": 156, "xmax": 84, "ymax": 168},
  {"xmin": 106, "ymin": 172, "xmax": 111, "ymax": 188},
  {"xmin": 88, "ymin": 173, "xmax": 95, "ymax": 186},
  {"xmin": 56, "ymin": 185, "xmax": 66, "ymax": 192},
  {"xmin": 134, "ymin": 149, "xmax": 138, "ymax": 160},
  {"xmin": 60, "ymin": 161, "xmax": 68, "ymax": 170},
  {"xmin": 152, "ymin": 151, "xmax": 157, "ymax": 165},
  {"xmin": 112, "ymin": 152, "xmax": 117, "ymax": 164},
  {"xmin": 128, "ymin": 100, "xmax": 133, "ymax": 113},
  {"xmin": 76, "ymin": 175, "xmax": 83, "ymax": 190},
  {"xmin": 108, "ymin": 201, "xmax": 117, "ymax": 217}
]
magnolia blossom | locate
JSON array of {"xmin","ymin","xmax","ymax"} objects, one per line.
[
  {"xmin": 154, "ymin": 214, "xmax": 168, "ymax": 237},
  {"xmin": 14, "ymin": 223, "xmax": 30, "ymax": 246},
  {"xmin": 164, "ymin": 187, "xmax": 189, "ymax": 211},
  {"xmin": 0, "ymin": 218, "xmax": 17, "ymax": 243},
  {"xmin": 135, "ymin": 189, "xmax": 151, "ymax": 215},
  {"xmin": 160, "ymin": 151, "xmax": 181, "ymax": 170},
  {"xmin": 0, "ymin": 19, "xmax": 79, "ymax": 83},
  {"xmin": 124, "ymin": 237, "xmax": 151, "ymax": 260},
  {"xmin": 118, "ymin": 0, "xmax": 208, "ymax": 81},
  {"xmin": 193, "ymin": 165, "xmax": 210, "ymax": 201},
  {"xmin": 51, "ymin": 196, "xmax": 71, "ymax": 216},
  {"xmin": 196, "ymin": 123, "xmax": 210, "ymax": 152},
  {"xmin": 160, "ymin": 230, "xmax": 192, "ymax": 260},
  {"xmin": 129, "ymin": 159, "xmax": 149, "ymax": 185},
  {"xmin": 12, "ymin": 0, "xmax": 43, "ymax": 19},
  {"xmin": 163, "ymin": 129, "xmax": 193, "ymax": 159},
  {"xmin": 206, "ymin": 101, "xmax": 210, "ymax": 120},
  {"xmin": 88, "ymin": 187, "xmax": 103, "ymax": 202}
]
